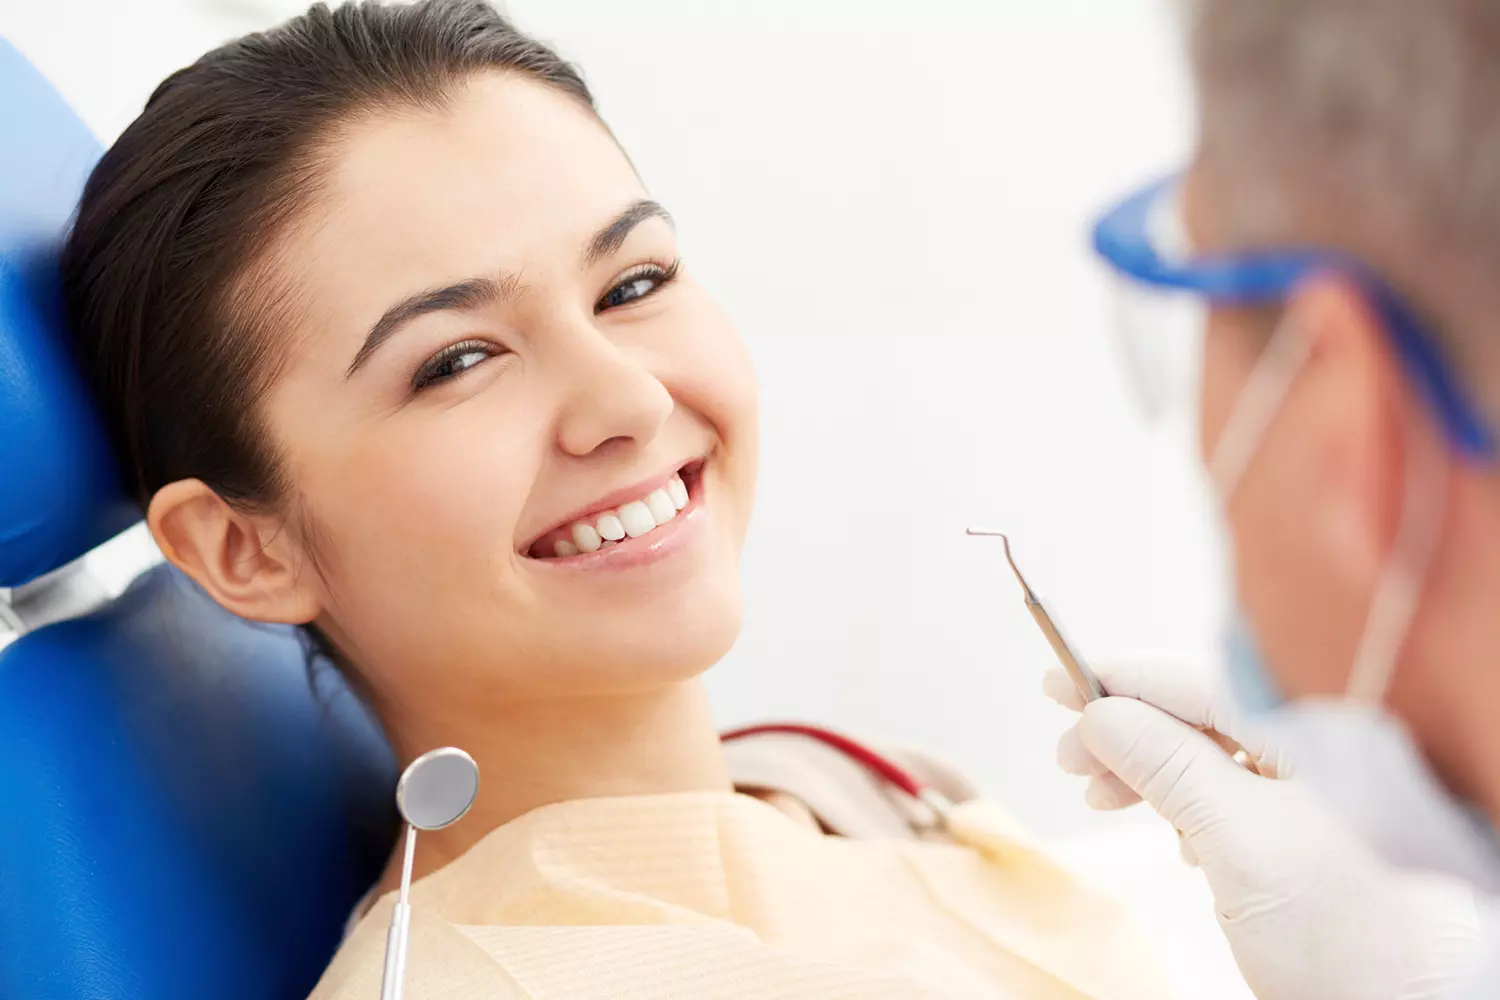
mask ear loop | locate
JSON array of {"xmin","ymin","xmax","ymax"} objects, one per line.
[
  {"xmin": 1208, "ymin": 313, "xmax": 1314, "ymax": 501},
  {"xmin": 1344, "ymin": 400, "xmax": 1448, "ymax": 705}
]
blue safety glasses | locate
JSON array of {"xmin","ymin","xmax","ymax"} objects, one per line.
[{"xmin": 1090, "ymin": 175, "xmax": 1496, "ymax": 461}]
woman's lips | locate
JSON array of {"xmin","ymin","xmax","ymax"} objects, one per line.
[{"xmin": 525, "ymin": 462, "xmax": 703, "ymax": 563}]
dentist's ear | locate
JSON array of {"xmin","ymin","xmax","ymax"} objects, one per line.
[
  {"xmin": 147, "ymin": 478, "xmax": 323, "ymax": 625},
  {"xmin": 1278, "ymin": 274, "xmax": 1423, "ymax": 591}
]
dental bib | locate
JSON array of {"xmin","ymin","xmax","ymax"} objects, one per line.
[{"xmin": 312, "ymin": 791, "xmax": 1172, "ymax": 1000}]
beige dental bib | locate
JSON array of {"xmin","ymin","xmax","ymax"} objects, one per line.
[{"xmin": 310, "ymin": 789, "xmax": 1171, "ymax": 1000}]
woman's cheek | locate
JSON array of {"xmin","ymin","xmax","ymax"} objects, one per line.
[{"xmin": 311, "ymin": 414, "xmax": 538, "ymax": 572}]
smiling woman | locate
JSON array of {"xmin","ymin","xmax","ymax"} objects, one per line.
[{"xmin": 58, "ymin": 2, "xmax": 1170, "ymax": 998}]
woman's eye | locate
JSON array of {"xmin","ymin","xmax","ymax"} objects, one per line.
[
  {"xmin": 412, "ymin": 341, "xmax": 500, "ymax": 391},
  {"xmin": 595, "ymin": 260, "xmax": 681, "ymax": 313}
]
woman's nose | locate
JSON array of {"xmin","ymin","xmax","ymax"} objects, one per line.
[{"xmin": 552, "ymin": 332, "xmax": 674, "ymax": 458}]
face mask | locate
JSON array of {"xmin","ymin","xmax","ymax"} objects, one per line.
[
  {"xmin": 1209, "ymin": 312, "xmax": 1500, "ymax": 891},
  {"xmin": 1222, "ymin": 612, "xmax": 1282, "ymax": 715}
]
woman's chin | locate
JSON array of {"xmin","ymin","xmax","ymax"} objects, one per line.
[
  {"xmin": 521, "ymin": 520, "xmax": 747, "ymax": 689},
  {"xmin": 575, "ymin": 589, "xmax": 744, "ymax": 690}
]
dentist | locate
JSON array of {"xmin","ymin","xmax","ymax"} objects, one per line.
[{"xmin": 1055, "ymin": 1, "xmax": 1500, "ymax": 998}]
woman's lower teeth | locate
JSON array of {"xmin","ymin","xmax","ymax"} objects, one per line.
[{"xmin": 549, "ymin": 475, "xmax": 689, "ymax": 558}]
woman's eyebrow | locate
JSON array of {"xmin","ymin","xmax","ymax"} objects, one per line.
[
  {"xmin": 344, "ymin": 200, "xmax": 672, "ymax": 380},
  {"xmin": 345, "ymin": 272, "xmax": 523, "ymax": 379},
  {"xmin": 583, "ymin": 199, "xmax": 674, "ymax": 266}
]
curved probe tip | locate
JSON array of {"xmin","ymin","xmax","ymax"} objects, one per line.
[{"xmin": 964, "ymin": 527, "xmax": 1033, "ymax": 599}]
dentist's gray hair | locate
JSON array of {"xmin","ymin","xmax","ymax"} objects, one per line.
[{"xmin": 1187, "ymin": 0, "xmax": 1500, "ymax": 390}]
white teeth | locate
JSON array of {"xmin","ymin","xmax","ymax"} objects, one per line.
[
  {"xmin": 542, "ymin": 471, "xmax": 697, "ymax": 557},
  {"xmin": 571, "ymin": 521, "xmax": 602, "ymax": 553},
  {"xmin": 645, "ymin": 489, "xmax": 676, "ymax": 525},
  {"xmin": 618, "ymin": 500, "xmax": 656, "ymax": 537}
]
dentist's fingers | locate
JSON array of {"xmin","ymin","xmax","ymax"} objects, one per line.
[
  {"xmin": 1042, "ymin": 667, "xmax": 1089, "ymax": 712},
  {"xmin": 1044, "ymin": 658, "xmax": 1283, "ymax": 769},
  {"xmin": 1058, "ymin": 714, "xmax": 1144, "ymax": 810},
  {"xmin": 1043, "ymin": 657, "xmax": 1216, "ymax": 726},
  {"xmin": 1091, "ymin": 660, "xmax": 1283, "ymax": 775},
  {"xmin": 1073, "ymin": 658, "xmax": 1220, "ymax": 730},
  {"xmin": 1178, "ymin": 832, "xmax": 1200, "ymax": 868},
  {"xmin": 1078, "ymin": 696, "xmax": 1256, "ymax": 832},
  {"xmin": 1055, "ymin": 722, "xmax": 1110, "ymax": 777},
  {"xmin": 1083, "ymin": 773, "xmax": 1142, "ymax": 811}
]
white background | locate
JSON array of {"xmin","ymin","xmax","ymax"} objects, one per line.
[{"xmin": 2, "ymin": 2, "xmax": 1247, "ymax": 993}]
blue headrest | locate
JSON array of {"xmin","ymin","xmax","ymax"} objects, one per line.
[
  {"xmin": 0, "ymin": 566, "xmax": 397, "ymax": 999},
  {"xmin": 0, "ymin": 38, "xmax": 139, "ymax": 586},
  {"xmin": 0, "ymin": 39, "xmax": 398, "ymax": 999}
]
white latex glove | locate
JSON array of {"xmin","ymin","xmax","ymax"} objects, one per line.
[{"xmin": 1045, "ymin": 659, "xmax": 1487, "ymax": 1000}]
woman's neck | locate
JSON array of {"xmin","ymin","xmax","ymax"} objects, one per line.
[{"xmin": 373, "ymin": 678, "xmax": 730, "ymax": 894}]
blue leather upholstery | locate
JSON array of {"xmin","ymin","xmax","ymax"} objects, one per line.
[
  {"xmin": 0, "ymin": 38, "xmax": 139, "ymax": 587},
  {"xmin": 0, "ymin": 38, "xmax": 397, "ymax": 1000},
  {"xmin": 0, "ymin": 567, "xmax": 396, "ymax": 999}
]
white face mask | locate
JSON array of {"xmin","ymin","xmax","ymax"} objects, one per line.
[{"xmin": 1210, "ymin": 312, "xmax": 1500, "ymax": 892}]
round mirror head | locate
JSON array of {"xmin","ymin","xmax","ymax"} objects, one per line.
[{"xmin": 395, "ymin": 746, "xmax": 479, "ymax": 831}]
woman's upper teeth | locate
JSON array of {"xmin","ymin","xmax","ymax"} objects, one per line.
[{"xmin": 549, "ymin": 474, "xmax": 689, "ymax": 557}]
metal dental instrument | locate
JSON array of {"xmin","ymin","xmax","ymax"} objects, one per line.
[
  {"xmin": 381, "ymin": 746, "xmax": 480, "ymax": 1000},
  {"xmin": 967, "ymin": 527, "xmax": 1261, "ymax": 774},
  {"xmin": 966, "ymin": 528, "xmax": 1106, "ymax": 702}
]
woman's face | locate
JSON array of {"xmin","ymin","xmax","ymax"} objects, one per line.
[{"xmin": 256, "ymin": 73, "xmax": 757, "ymax": 716}]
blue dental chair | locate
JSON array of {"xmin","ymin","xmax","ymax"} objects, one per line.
[{"xmin": 0, "ymin": 39, "xmax": 396, "ymax": 1000}]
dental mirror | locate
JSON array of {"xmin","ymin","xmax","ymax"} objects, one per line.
[
  {"xmin": 396, "ymin": 746, "xmax": 480, "ymax": 831},
  {"xmin": 380, "ymin": 747, "xmax": 479, "ymax": 1000}
]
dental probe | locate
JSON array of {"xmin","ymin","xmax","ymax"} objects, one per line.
[
  {"xmin": 967, "ymin": 527, "xmax": 1261, "ymax": 775},
  {"xmin": 966, "ymin": 528, "xmax": 1106, "ymax": 702}
]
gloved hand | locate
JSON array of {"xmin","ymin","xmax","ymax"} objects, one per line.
[{"xmin": 1045, "ymin": 659, "xmax": 1487, "ymax": 1000}]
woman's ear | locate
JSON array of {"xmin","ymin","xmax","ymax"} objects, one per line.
[{"xmin": 147, "ymin": 479, "xmax": 322, "ymax": 624}]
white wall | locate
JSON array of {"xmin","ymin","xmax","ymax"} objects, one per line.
[{"xmin": 0, "ymin": 0, "xmax": 1227, "ymax": 839}]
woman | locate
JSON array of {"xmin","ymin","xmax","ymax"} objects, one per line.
[{"xmin": 61, "ymin": 2, "xmax": 1169, "ymax": 997}]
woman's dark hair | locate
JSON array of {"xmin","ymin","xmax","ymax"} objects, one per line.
[
  {"xmin": 63, "ymin": 0, "xmax": 593, "ymax": 508},
  {"xmin": 60, "ymin": 0, "xmax": 596, "ymax": 671}
]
